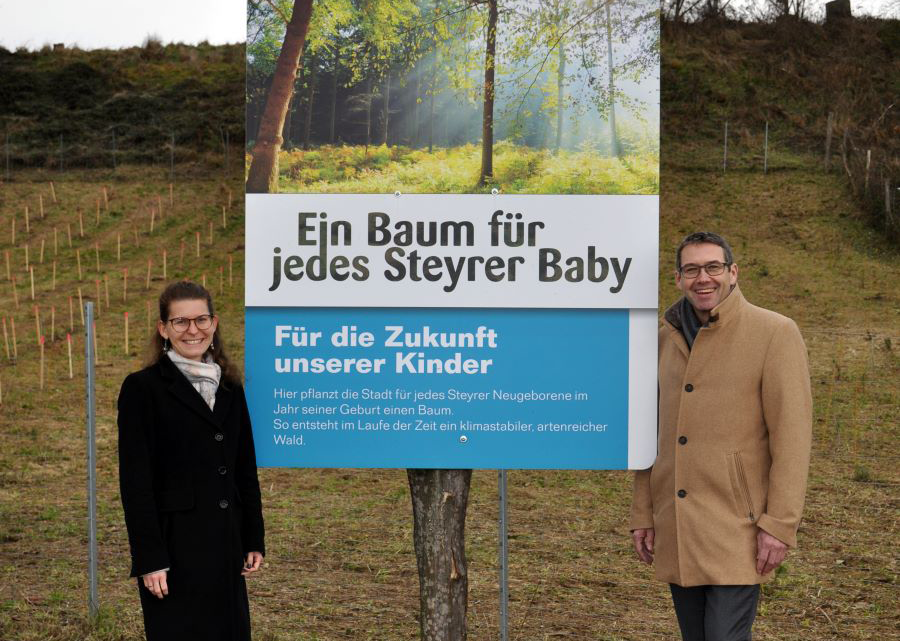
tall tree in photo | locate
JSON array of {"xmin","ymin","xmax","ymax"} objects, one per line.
[
  {"xmin": 246, "ymin": 0, "xmax": 314, "ymax": 193},
  {"xmin": 478, "ymin": 0, "xmax": 499, "ymax": 185}
]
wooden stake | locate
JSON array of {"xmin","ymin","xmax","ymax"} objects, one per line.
[
  {"xmin": 95, "ymin": 242, "xmax": 100, "ymax": 273},
  {"xmin": 33, "ymin": 305, "xmax": 40, "ymax": 343},
  {"xmin": 24, "ymin": 244, "xmax": 29, "ymax": 272},
  {"xmin": 124, "ymin": 311, "xmax": 129, "ymax": 354},
  {"xmin": 201, "ymin": 272, "xmax": 206, "ymax": 288},
  {"xmin": 39, "ymin": 194, "xmax": 44, "ymax": 219},
  {"xmin": 163, "ymin": 250, "xmax": 167, "ymax": 280},
  {"xmin": 67, "ymin": 333, "xmax": 73, "ymax": 379},
  {"xmin": 4, "ymin": 250, "xmax": 9, "ymax": 281},
  {"xmin": 195, "ymin": 231, "xmax": 200, "ymax": 257},
  {"xmin": 150, "ymin": 208, "xmax": 155, "ymax": 234},
  {"xmin": 39, "ymin": 238, "xmax": 45, "ymax": 264},
  {"xmin": 24, "ymin": 206, "xmax": 30, "ymax": 234},
  {"xmin": 78, "ymin": 209, "xmax": 84, "ymax": 238},
  {"xmin": 39, "ymin": 336, "xmax": 44, "ymax": 390},
  {"xmin": 10, "ymin": 217, "xmax": 15, "ymax": 245},
  {"xmin": 169, "ymin": 183, "xmax": 173, "ymax": 206},
  {"xmin": 52, "ymin": 260, "xmax": 56, "ymax": 290},
  {"xmin": 865, "ymin": 149, "xmax": 871, "ymax": 194},
  {"xmin": 10, "ymin": 316, "xmax": 17, "ymax": 360},
  {"xmin": 123, "ymin": 268, "xmax": 128, "ymax": 301},
  {"xmin": 50, "ymin": 306, "xmax": 55, "ymax": 343},
  {"xmin": 29, "ymin": 266, "xmax": 34, "ymax": 300},
  {"xmin": 78, "ymin": 287, "xmax": 84, "ymax": 326},
  {"xmin": 222, "ymin": 206, "xmax": 227, "ymax": 229},
  {"xmin": 68, "ymin": 295, "xmax": 74, "ymax": 332},
  {"xmin": 146, "ymin": 259, "xmax": 152, "ymax": 289},
  {"xmin": 2, "ymin": 317, "xmax": 8, "ymax": 360},
  {"xmin": 50, "ymin": 181, "xmax": 57, "ymax": 203},
  {"xmin": 104, "ymin": 273, "xmax": 110, "ymax": 308},
  {"xmin": 66, "ymin": 223, "xmax": 72, "ymax": 248},
  {"xmin": 102, "ymin": 187, "xmax": 109, "ymax": 210},
  {"xmin": 96, "ymin": 199, "xmax": 101, "ymax": 225},
  {"xmin": 76, "ymin": 248, "xmax": 82, "ymax": 281},
  {"xmin": 229, "ymin": 255, "xmax": 233, "ymax": 288},
  {"xmin": 117, "ymin": 233, "xmax": 121, "ymax": 261}
]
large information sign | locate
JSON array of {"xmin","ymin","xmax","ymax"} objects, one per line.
[{"xmin": 245, "ymin": 195, "xmax": 658, "ymax": 469}]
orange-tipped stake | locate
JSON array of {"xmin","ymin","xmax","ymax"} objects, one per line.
[
  {"xmin": 68, "ymin": 295, "xmax": 74, "ymax": 332},
  {"xmin": 117, "ymin": 233, "xmax": 121, "ymax": 261},
  {"xmin": 34, "ymin": 305, "xmax": 41, "ymax": 343},
  {"xmin": 104, "ymin": 273, "xmax": 110, "ymax": 309},
  {"xmin": 2, "ymin": 317, "xmax": 9, "ymax": 360},
  {"xmin": 10, "ymin": 316, "xmax": 17, "ymax": 360},
  {"xmin": 222, "ymin": 205, "xmax": 227, "ymax": 229},
  {"xmin": 124, "ymin": 311, "xmax": 129, "ymax": 354},
  {"xmin": 123, "ymin": 267, "xmax": 128, "ymax": 301},
  {"xmin": 50, "ymin": 306, "xmax": 55, "ymax": 343},
  {"xmin": 195, "ymin": 231, "xmax": 200, "ymax": 257},
  {"xmin": 67, "ymin": 333, "xmax": 73, "ymax": 379},
  {"xmin": 4, "ymin": 249, "xmax": 10, "ymax": 280},
  {"xmin": 228, "ymin": 255, "xmax": 233, "ymax": 288},
  {"xmin": 76, "ymin": 248, "xmax": 82, "ymax": 281},
  {"xmin": 146, "ymin": 259, "xmax": 152, "ymax": 290},
  {"xmin": 201, "ymin": 272, "xmax": 206, "ymax": 288},
  {"xmin": 39, "ymin": 238, "xmax": 45, "ymax": 264},
  {"xmin": 149, "ymin": 208, "xmax": 155, "ymax": 234},
  {"xmin": 94, "ymin": 242, "xmax": 100, "ymax": 272},
  {"xmin": 39, "ymin": 336, "xmax": 45, "ymax": 390},
  {"xmin": 66, "ymin": 223, "xmax": 72, "ymax": 248},
  {"xmin": 52, "ymin": 260, "xmax": 56, "ymax": 290},
  {"xmin": 162, "ymin": 250, "xmax": 167, "ymax": 280},
  {"xmin": 53, "ymin": 227, "xmax": 58, "ymax": 255},
  {"xmin": 77, "ymin": 287, "xmax": 84, "ymax": 326},
  {"xmin": 78, "ymin": 209, "xmax": 84, "ymax": 238},
  {"xmin": 50, "ymin": 181, "xmax": 57, "ymax": 203},
  {"xmin": 29, "ymin": 266, "xmax": 34, "ymax": 300}
]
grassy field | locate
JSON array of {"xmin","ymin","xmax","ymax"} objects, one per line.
[
  {"xmin": 272, "ymin": 143, "xmax": 660, "ymax": 195},
  {"xmin": 0, "ymin": 144, "xmax": 897, "ymax": 640}
]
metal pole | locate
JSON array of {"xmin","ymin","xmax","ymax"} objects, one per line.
[
  {"xmin": 498, "ymin": 469, "xmax": 509, "ymax": 641},
  {"xmin": 723, "ymin": 121, "xmax": 728, "ymax": 173},
  {"xmin": 85, "ymin": 302, "xmax": 99, "ymax": 620},
  {"xmin": 763, "ymin": 121, "xmax": 768, "ymax": 175}
]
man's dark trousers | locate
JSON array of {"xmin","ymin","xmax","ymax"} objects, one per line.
[{"xmin": 669, "ymin": 584, "xmax": 760, "ymax": 641}]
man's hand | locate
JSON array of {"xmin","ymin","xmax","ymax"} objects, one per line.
[
  {"xmin": 242, "ymin": 551, "xmax": 264, "ymax": 577},
  {"xmin": 142, "ymin": 570, "xmax": 168, "ymax": 599},
  {"xmin": 756, "ymin": 529, "xmax": 788, "ymax": 575},
  {"xmin": 632, "ymin": 528, "xmax": 655, "ymax": 564}
]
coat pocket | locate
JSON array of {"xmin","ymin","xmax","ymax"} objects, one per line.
[
  {"xmin": 727, "ymin": 452, "xmax": 756, "ymax": 521},
  {"xmin": 157, "ymin": 488, "xmax": 194, "ymax": 512}
]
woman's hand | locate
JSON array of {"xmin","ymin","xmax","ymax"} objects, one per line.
[
  {"xmin": 142, "ymin": 570, "xmax": 169, "ymax": 599},
  {"xmin": 242, "ymin": 551, "xmax": 263, "ymax": 576}
]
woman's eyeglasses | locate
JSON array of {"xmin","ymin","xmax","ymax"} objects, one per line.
[{"xmin": 166, "ymin": 315, "xmax": 214, "ymax": 332}]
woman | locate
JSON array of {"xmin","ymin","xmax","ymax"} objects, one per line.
[{"xmin": 118, "ymin": 280, "xmax": 265, "ymax": 641}]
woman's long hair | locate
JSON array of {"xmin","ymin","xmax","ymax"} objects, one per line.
[{"xmin": 145, "ymin": 280, "xmax": 241, "ymax": 384}]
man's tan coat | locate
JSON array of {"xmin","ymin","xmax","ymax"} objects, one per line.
[{"xmin": 630, "ymin": 286, "xmax": 812, "ymax": 587}]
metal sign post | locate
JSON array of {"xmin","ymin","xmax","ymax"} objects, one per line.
[
  {"xmin": 499, "ymin": 470, "xmax": 509, "ymax": 641},
  {"xmin": 85, "ymin": 302, "xmax": 99, "ymax": 619}
]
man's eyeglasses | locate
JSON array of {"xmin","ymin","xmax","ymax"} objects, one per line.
[
  {"xmin": 679, "ymin": 262, "xmax": 730, "ymax": 279},
  {"xmin": 167, "ymin": 315, "xmax": 214, "ymax": 333}
]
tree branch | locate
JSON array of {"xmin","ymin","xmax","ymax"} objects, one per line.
[{"xmin": 262, "ymin": 0, "xmax": 290, "ymax": 24}]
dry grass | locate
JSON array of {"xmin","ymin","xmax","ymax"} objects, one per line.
[{"xmin": 0, "ymin": 146, "xmax": 897, "ymax": 640}]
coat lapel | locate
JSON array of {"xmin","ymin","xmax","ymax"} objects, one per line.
[{"xmin": 159, "ymin": 356, "xmax": 231, "ymax": 428}]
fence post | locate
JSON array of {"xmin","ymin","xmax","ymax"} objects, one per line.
[
  {"xmin": 824, "ymin": 112, "xmax": 834, "ymax": 171},
  {"xmin": 85, "ymin": 301, "xmax": 99, "ymax": 620},
  {"xmin": 723, "ymin": 121, "xmax": 728, "ymax": 173}
]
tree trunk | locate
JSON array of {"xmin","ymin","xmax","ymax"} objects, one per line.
[
  {"xmin": 555, "ymin": 36, "xmax": 565, "ymax": 154},
  {"xmin": 283, "ymin": 91, "xmax": 294, "ymax": 149},
  {"xmin": 382, "ymin": 73, "xmax": 391, "ymax": 146},
  {"xmin": 408, "ymin": 469, "xmax": 472, "ymax": 641},
  {"xmin": 246, "ymin": 0, "xmax": 314, "ymax": 193},
  {"xmin": 479, "ymin": 0, "xmax": 498, "ymax": 185},
  {"xmin": 605, "ymin": 2, "xmax": 620, "ymax": 159}
]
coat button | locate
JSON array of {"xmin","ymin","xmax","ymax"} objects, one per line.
[
  {"xmin": 678, "ymin": 436, "xmax": 687, "ymax": 445},
  {"xmin": 677, "ymin": 489, "xmax": 687, "ymax": 498},
  {"xmin": 214, "ymin": 433, "xmax": 224, "ymax": 442},
  {"xmin": 684, "ymin": 384, "xmax": 694, "ymax": 392},
  {"xmin": 219, "ymin": 499, "xmax": 229, "ymax": 509},
  {"xmin": 218, "ymin": 466, "xmax": 227, "ymax": 475}
]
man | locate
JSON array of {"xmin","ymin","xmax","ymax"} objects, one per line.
[{"xmin": 630, "ymin": 232, "xmax": 812, "ymax": 640}]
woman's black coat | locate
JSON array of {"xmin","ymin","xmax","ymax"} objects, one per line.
[{"xmin": 118, "ymin": 356, "xmax": 265, "ymax": 641}]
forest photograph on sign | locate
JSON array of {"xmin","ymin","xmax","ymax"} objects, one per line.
[{"xmin": 247, "ymin": 0, "xmax": 659, "ymax": 194}]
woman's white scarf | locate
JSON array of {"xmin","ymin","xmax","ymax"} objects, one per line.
[{"xmin": 167, "ymin": 350, "xmax": 221, "ymax": 410}]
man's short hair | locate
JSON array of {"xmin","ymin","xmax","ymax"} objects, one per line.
[{"xmin": 676, "ymin": 232, "xmax": 735, "ymax": 269}]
